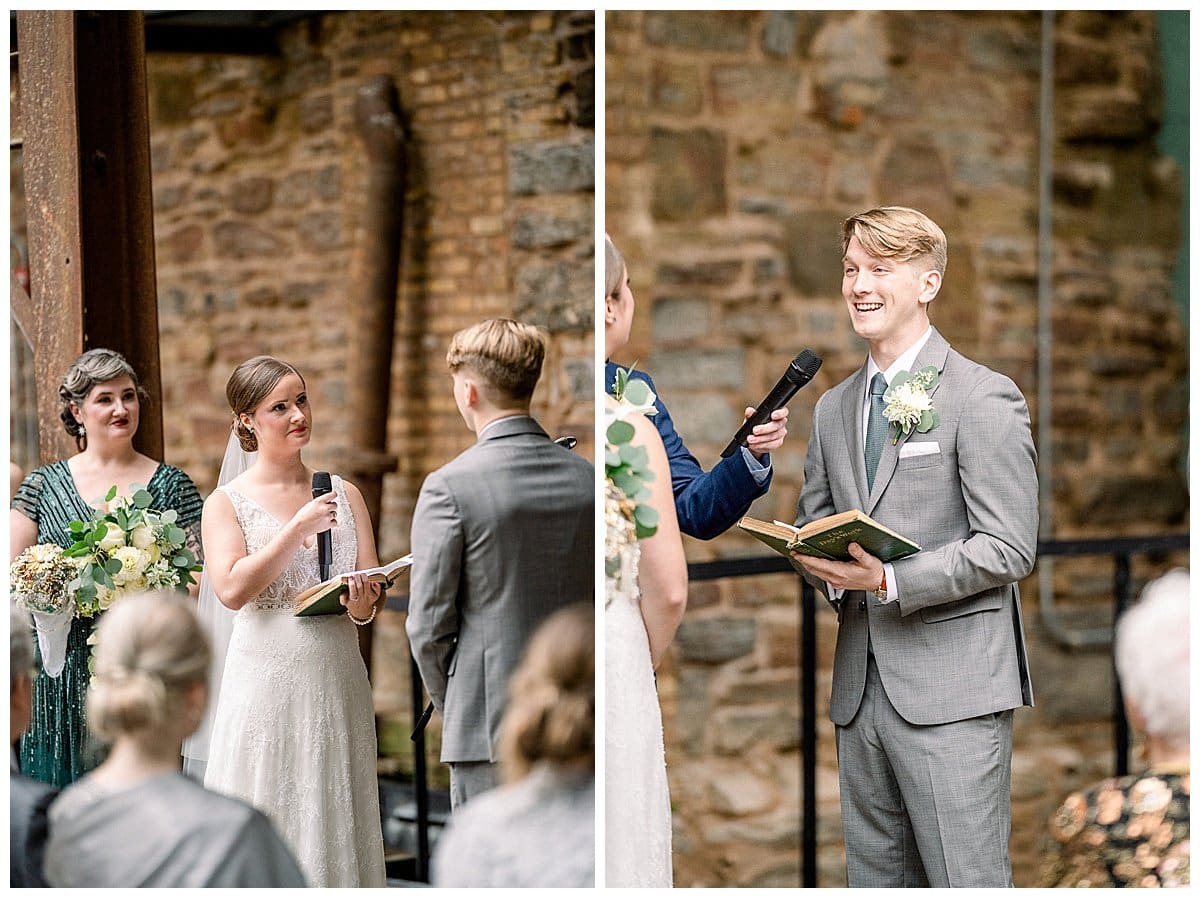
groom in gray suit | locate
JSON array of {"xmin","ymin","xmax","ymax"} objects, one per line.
[
  {"xmin": 793, "ymin": 207, "xmax": 1037, "ymax": 887},
  {"xmin": 407, "ymin": 318, "xmax": 594, "ymax": 808}
]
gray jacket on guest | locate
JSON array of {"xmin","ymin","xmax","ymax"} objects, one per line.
[{"xmin": 10, "ymin": 758, "xmax": 56, "ymax": 888}]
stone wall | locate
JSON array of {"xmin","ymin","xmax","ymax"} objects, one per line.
[
  {"xmin": 606, "ymin": 10, "xmax": 1187, "ymax": 887},
  {"xmin": 12, "ymin": 11, "xmax": 594, "ymax": 778}
]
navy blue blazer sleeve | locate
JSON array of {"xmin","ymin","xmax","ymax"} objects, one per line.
[{"xmin": 605, "ymin": 362, "xmax": 769, "ymax": 540}]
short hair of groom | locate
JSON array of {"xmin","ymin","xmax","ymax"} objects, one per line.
[
  {"xmin": 446, "ymin": 318, "xmax": 546, "ymax": 406},
  {"xmin": 842, "ymin": 205, "xmax": 948, "ymax": 276}
]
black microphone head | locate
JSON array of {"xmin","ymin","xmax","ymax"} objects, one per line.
[
  {"xmin": 787, "ymin": 349, "xmax": 823, "ymax": 383},
  {"xmin": 312, "ymin": 471, "xmax": 332, "ymax": 496}
]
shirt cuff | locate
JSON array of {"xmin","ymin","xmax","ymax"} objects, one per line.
[
  {"xmin": 876, "ymin": 562, "xmax": 898, "ymax": 605},
  {"xmin": 741, "ymin": 446, "xmax": 771, "ymax": 485}
]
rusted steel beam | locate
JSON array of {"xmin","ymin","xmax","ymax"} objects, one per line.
[
  {"xmin": 73, "ymin": 11, "xmax": 163, "ymax": 460},
  {"xmin": 16, "ymin": 10, "xmax": 163, "ymax": 463},
  {"xmin": 16, "ymin": 11, "xmax": 86, "ymax": 465},
  {"xmin": 345, "ymin": 75, "xmax": 407, "ymax": 669}
]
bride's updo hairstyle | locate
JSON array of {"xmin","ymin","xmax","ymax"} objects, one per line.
[
  {"xmin": 225, "ymin": 356, "xmax": 305, "ymax": 452},
  {"xmin": 58, "ymin": 348, "xmax": 148, "ymax": 449},
  {"xmin": 498, "ymin": 603, "xmax": 594, "ymax": 783},
  {"xmin": 88, "ymin": 592, "xmax": 210, "ymax": 743}
]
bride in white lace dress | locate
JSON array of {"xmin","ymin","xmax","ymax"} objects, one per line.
[
  {"xmin": 604, "ymin": 239, "xmax": 689, "ymax": 887},
  {"xmin": 197, "ymin": 357, "xmax": 386, "ymax": 888}
]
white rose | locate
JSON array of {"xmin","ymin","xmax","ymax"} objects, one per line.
[
  {"xmin": 130, "ymin": 524, "xmax": 156, "ymax": 550},
  {"xmin": 96, "ymin": 584, "xmax": 114, "ymax": 610},
  {"xmin": 111, "ymin": 546, "xmax": 150, "ymax": 586},
  {"xmin": 97, "ymin": 523, "xmax": 127, "ymax": 553}
]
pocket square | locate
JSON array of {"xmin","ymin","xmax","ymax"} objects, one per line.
[{"xmin": 899, "ymin": 441, "xmax": 940, "ymax": 458}]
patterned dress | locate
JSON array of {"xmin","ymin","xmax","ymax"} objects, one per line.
[
  {"xmin": 1041, "ymin": 766, "xmax": 1190, "ymax": 887},
  {"xmin": 11, "ymin": 461, "xmax": 202, "ymax": 787}
]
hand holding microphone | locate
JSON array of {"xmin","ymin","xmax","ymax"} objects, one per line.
[{"xmin": 721, "ymin": 349, "xmax": 823, "ymax": 459}]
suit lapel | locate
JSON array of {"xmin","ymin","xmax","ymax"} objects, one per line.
[
  {"xmin": 841, "ymin": 366, "xmax": 871, "ymax": 507},
  {"xmin": 866, "ymin": 328, "xmax": 951, "ymax": 515}
]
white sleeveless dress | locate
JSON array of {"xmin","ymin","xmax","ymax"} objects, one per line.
[
  {"xmin": 604, "ymin": 483, "xmax": 673, "ymax": 887},
  {"xmin": 202, "ymin": 477, "xmax": 386, "ymax": 888}
]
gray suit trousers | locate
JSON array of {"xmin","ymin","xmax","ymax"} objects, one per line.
[
  {"xmin": 836, "ymin": 656, "xmax": 1014, "ymax": 888},
  {"xmin": 448, "ymin": 761, "xmax": 499, "ymax": 810}
]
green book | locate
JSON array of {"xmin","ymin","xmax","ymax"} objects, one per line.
[
  {"xmin": 294, "ymin": 553, "xmax": 413, "ymax": 617},
  {"xmin": 738, "ymin": 510, "xmax": 920, "ymax": 564}
]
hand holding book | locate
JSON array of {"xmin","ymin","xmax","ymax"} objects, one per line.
[
  {"xmin": 294, "ymin": 553, "xmax": 413, "ymax": 617},
  {"xmin": 738, "ymin": 510, "xmax": 919, "ymax": 565}
]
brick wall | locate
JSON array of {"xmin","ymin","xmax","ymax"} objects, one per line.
[
  {"xmin": 605, "ymin": 10, "xmax": 1187, "ymax": 887},
  {"xmin": 11, "ymin": 11, "xmax": 594, "ymax": 778}
]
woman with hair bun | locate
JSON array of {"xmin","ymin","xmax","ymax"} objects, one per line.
[
  {"xmin": 432, "ymin": 602, "xmax": 595, "ymax": 887},
  {"xmin": 191, "ymin": 356, "xmax": 386, "ymax": 887},
  {"xmin": 41, "ymin": 592, "xmax": 304, "ymax": 887},
  {"xmin": 10, "ymin": 348, "xmax": 203, "ymax": 787}
]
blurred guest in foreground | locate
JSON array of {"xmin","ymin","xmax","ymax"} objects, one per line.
[
  {"xmin": 42, "ymin": 593, "xmax": 305, "ymax": 887},
  {"xmin": 10, "ymin": 605, "xmax": 55, "ymax": 887},
  {"xmin": 432, "ymin": 603, "xmax": 594, "ymax": 888},
  {"xmin": 1042, "ymin": 568, "xmax": 1190, "ymax": 888}
]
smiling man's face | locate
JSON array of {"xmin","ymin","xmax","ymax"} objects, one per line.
[{"xmin": 841, "ymin": 235, "xmax": 938, "ymax": 349}]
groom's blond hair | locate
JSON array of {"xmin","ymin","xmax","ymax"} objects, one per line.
[
  {"xmin": 842, "ymin": 206, "xmax": 947, "ymax": 276},
  {"xmin": 446, "ymin": 318, "xmax": 545, "ymax": 405}
]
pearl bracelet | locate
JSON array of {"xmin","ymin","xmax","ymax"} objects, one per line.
[{"xmin": 347, "ymin": 604, "xmax": 377, "ymax": 626}]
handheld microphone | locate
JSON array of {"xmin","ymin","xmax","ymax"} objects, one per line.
[
  {"xmin": 312, "ymin": 471, "xmax": 333, "ymax": 582},
  {"xmin": 721, "ymin": 349, "xmax": 823, "ymax": 458}
]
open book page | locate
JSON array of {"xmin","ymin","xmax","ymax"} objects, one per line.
[
  {"xmin": 339, "ymin": 553, "xmax": 413, "ymax": 581},
  {"xmin": 293, "ymin": 553, "xmax": 413, "ymax": 614}
]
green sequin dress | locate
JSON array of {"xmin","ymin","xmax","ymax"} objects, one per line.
[{"xmin": 11, "ymin": 461, "xmax": 203, "ymax": 787}]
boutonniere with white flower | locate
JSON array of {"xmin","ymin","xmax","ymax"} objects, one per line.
[{"xmin": 882, "ymin": 365, "xmax": 940, "ymax": 444}]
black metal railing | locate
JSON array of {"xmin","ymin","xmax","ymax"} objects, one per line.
[
  {"xmin": 392, "ymin": 532, "xmax": 1186, "ymax": 886},
  {"xmin": 686, "ymin": 532, "xmax": 1188, "ymax": 888}
]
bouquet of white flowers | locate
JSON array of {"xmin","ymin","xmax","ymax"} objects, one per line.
[
  {"xmin": 10, "ymin": 543, "xmax": 80, "ymax": 677},
  {"xmin": 604, "ymin": 367, "xmax": 661, "ymax": 602},
  {"xmin": 64, "ymin": 485, "xmax": 201, "ymax": 618}
]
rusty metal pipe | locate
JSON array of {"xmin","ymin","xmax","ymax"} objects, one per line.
[{"xmin": 345, "ymin": 75, "xmax": 407, "ymax": 668}]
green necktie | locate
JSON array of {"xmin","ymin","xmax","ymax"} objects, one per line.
[{"xmin": 865, "ymin": 372, "xmax": 888, "ymax": 492}]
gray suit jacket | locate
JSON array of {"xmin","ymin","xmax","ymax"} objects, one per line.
[
  {"xmin": 406, "ymin": 415, "xmax": 594, "ymax": 763},
  {"xmin": 798, "ymin": 328, "xmax": 1037, "ymax": 727}
]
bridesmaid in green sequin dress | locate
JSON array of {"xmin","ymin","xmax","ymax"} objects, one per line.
[{"xmin": 10, "ymin": 349, "xmax": 203, "ymax": 787}]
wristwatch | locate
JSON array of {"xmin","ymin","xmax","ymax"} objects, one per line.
[{"xmin": 873, "ymin": 571, "xmax": 888, "ymax": 601}]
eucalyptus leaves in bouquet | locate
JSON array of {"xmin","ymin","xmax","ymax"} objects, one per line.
[
  {"xmin": 64, "ymin": 485, "xmax": 201, "ymax": 617},
  {"xmin": 605, "ymin": 367, "xmax": 661, "ymax": 579}
]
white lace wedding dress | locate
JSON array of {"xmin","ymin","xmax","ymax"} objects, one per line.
[
  {"xmin": 202, "ymin": 477, "xmax": 386, "ymax": 888},
  {"xmin": 605, "ymin": 484, "xmax": 672, "ymax": 887}
]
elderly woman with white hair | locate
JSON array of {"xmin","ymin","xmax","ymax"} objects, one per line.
[{"xmin": 1041, "ymin": 568, "xmax": 1190, "ymax": 888}]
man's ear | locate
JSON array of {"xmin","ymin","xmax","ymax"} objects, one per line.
[
  {"xmin": 461, "ymin": 378, "xmax": 479, "ymax": 409},
  {"xmin": 918, "ymin": 269, "xmax": 942, "ymax": 306}
]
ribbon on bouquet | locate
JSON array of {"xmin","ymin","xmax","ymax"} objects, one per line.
[{"xmin": 31, "ymin": 607, "xmax": 73, "ymax": 678}]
